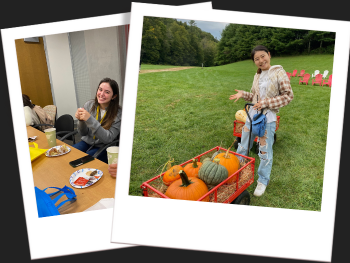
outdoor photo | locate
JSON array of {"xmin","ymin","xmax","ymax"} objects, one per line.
[
  {"xmin": 129, "ymin": 17, "xmax": 335, "ymax": 211},
  {"xmin": 16, "ymin": 24, "xmax": 128, "ymax": 217}
]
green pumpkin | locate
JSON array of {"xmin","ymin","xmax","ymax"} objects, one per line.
[
  {"xmin": 198, "ymin": 158, "xmax": 228, "ymax": 186},
  {"xmin": 202, "ymin": 157, "xmax": 212, "ymax": 164}
]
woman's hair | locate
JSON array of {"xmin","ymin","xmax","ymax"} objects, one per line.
[
  {"xmin": 251, "ymin": 45, "xmax": 270, "ymax": 74},
  {"xmin": 22, "ymin": 94, "xmax": 34, "ymax": 109},
  {"xmin": 90, "ymin": 77, "xmax": 121, "ymax": 130}
]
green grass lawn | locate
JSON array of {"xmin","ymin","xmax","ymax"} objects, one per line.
[
  {"xmin": 140, "ymin": 64, "xmax": 194, "ymax": 70},
  {"xmin": 130, "ymin": 54, "xmax": 333, "ymax": 211}
]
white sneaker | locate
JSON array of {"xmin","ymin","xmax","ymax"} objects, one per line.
[{"xmin": 254, "ymin": 181, "xmax": 267, "ymax": 197}]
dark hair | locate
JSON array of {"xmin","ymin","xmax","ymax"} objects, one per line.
[
  {"xmin": 22, "ymin": 94, "xmax": 34, "ymax": 109},
  {"xmin": 90, "ymin": 77, "xmax": 121, "ymax": 130},
  {"xmin": 251, "ymin": 45, "xmax": 270, "ymax": 74}
]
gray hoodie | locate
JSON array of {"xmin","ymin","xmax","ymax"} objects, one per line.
[{"xmin": 77, "ymin": 100, "xmax": 122, "ymax": 148}]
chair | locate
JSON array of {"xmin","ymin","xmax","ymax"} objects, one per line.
[
  {"xmin": 43, "ymin": 105, "xmax": 57, "ymax": 126},
  {"xmin": 286, "ymin": 72, "xmax": 292, "ymax": 80},
  {"xmin": 291, "ymin": 69, "xmax": 297, "ymax": 77},
  {"xmin": 299, "ymin": 73, "xmax": 311, "ymax": 85},
  {"xmin": 322, "ymin": 74, "xmax": 332, "ymax": 87},
  {"xmin": 312, "ymin": 74, "xmax": 323, "ymax": 86},
  {"xmin": 322, "ymin": 70, "xmax": 329, "ymax": 79},
  {"xmin": 311, "ymin": 70, "xmax": 320, "ymax": 78},
  {"xmin": 33, "ymin": 114, "xmax": 76, "ymax": 144},
  {"xmin": 297, "ymin": 70, "xmax": 305, "ymax": 77}
]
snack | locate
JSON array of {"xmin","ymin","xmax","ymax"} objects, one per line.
[
  {"xmin": 48, "ymin": 145, "xmax": 69, "ymax": 156},
  {"xmin": 74, "ymin": 177, "xmax": 89, "ymax": 186}
]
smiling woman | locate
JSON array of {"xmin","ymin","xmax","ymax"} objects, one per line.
[{"xmin": 72, "ymin": 77, "xmax": 122, "ymax": 163}]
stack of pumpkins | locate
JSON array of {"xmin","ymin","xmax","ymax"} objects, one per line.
[{"xmin": 163, "ymin": 147, "xmax": 240, "ymax": 202}]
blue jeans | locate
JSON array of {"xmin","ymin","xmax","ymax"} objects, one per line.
[
  {"xmin": 72, "ymin": 140, "xmax": 108, "ymax": 164},
  {"xmin": 236, "ymin": 120, "xmax": 276, "ymax": 186}
]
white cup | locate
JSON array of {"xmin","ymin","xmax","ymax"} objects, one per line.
[{"xmin": 107, "ymin": 146, "xmax": 119, "ymax": 165}]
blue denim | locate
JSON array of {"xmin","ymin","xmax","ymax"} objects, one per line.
[
  {"xmin": 236, "ymin": 120, "xmax": 276, "ymax": 186},
  {"xmin": 72, "ymin": 140, "xmax": 108, "ymax": 164}
]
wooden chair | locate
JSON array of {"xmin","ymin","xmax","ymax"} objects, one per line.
[
  {"xmin": 322, "ymin": 70, "xmax": 329, "ymax": 79},
  {"xmin": 299, "ymin": 73, "xmax": 311, "ymax": 85},
  {"xmin": 297, "ymin": 70, "xmax": 305, "ymax": 77},
  {"xmin": 312, "ymin": 70, "xmax": 320, "ymax": 78},
  {"xmin": 286, "ymin": 72, "xmax": 292, "ymax": 80},
  {"xmin": 312, "ymin": 74, "xmax": 323, "ymax": 86},
  {"xmin": 291, "ymin": 69, "xmax": 297, "ymax": 77},
  {"xmin": 322, "ymin": 74, "xmax": 332, "ymax": 87}
]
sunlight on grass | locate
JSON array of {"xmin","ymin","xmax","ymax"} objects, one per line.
[{"xmin": 130, "ymin": 54, "xmax": 334, "ymax": 211}]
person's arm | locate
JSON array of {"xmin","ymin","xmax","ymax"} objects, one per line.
[
  {"xmin": 108, "ymin": 163, "xmax": 117, "ymax": 178},
  {"xmin": 24, "ymin": 106, "xmax": 33, "ymax": 126},
  {"xmin": 259, "ymin": 71, "xmax": 294, "ymax": 110}
]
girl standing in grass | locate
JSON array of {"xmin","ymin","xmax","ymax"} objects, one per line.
[
  {"xmin": 229, "ymin": 45, "xmax": 294, "ymax": 197},
  {"xmin": 74, "ymin": 77, "xmax": 122, "ymax": 163}
]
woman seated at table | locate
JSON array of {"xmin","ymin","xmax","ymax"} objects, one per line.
[
  {"xmin": 73, "ymin": 77, "xmax": 122, "ymax": 163},
  {"xmin": 23, "ymin": 94, "xmax": 41, "ymax": 127}
]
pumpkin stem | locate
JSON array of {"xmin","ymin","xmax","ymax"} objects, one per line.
[
  {"xmin": 224, "ymin": 142, "xmax": 235, "ymax": 158},
  {"xmin": 179, "ymin": 170, "xmax": 193, "ymax": 187},
  {"xmin": 213, "ymin": 158, "xmax": 221, "ymax": 165},
  {"xmin": 191, "ymin": 158, "xmax": 198, "ymax": 168}
]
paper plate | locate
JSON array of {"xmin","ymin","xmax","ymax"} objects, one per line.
[{"xmin": 69, "ymin": 168, "xmax": 103, "ymax": 189}]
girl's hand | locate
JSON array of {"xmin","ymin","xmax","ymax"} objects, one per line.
[
  {"xmin": 77, "ymin": 108, "xmax": 91, "ymax": 121},
  {"xmin": 253, "ymin": 102, "xmax": 263, "ymax": 111},
  {"xmin": 75, "ymin": 109, "xmax": 82, "ymax": 120},
  {"xmin": 229, "ymin": 89, "xmax": 243, "ymax": 102}
]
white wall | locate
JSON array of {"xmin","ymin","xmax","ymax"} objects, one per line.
[{"xmin": 44, "ymin": 34, "xmax": 78, "ymax": 119}]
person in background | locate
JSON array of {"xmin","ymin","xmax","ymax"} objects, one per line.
[
  {"xmin": 23, "ymin": 94, "xmax": 40, "ymax": 127},
  {"xmin": 73, "ymin": 77, "xmax": 122, "ymax": 164},
  {"xmin": 229, "ymin": 45, "xmax": 293, "ymax": 197}
]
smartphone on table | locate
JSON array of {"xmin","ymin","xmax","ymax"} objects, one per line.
[{"xmin": 69, "ymin": 155, "xmax": 95, "ymax": 168}]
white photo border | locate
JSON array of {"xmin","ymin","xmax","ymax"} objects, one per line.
[{"xmin": 111, "ymin": 3, "xmax": 350, "ymax": 262}]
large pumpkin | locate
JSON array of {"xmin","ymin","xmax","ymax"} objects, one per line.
[
  {"xmin": 235, "ymin": 110, "xmax": 247, "ymax": 123},
  {"xmin": 162, "ymin": 163, "xmax": 184, "ymax": 186},
  {"xmin": 198, "ymin": 158, "xmax": 228, "ymax": 186},
  {"xmin": 215, "ymin": 146, "xmax": 240, "ymax": 184},
  {"xmin": 165, "ymin": 170, "xmax": 209, "ymax": 201},
  {"xmin": 183, "ymin": 158, "xmax": 202, "ymax": 178}
]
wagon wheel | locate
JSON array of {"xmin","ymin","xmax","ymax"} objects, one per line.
[
  {"xmin": 231, "ymin": 190, "xmax": 250, "ymax": 205},
  {"xmin": 255, "ymin": 142, "xmax": 259, "ymax": 154},
  {"xmin": 233, "ymin": 137, "xmax": 241, "ymax": 149},
  {"xmin": 274, "ymin": 133, "xmax": 277, "ymax": 144}
]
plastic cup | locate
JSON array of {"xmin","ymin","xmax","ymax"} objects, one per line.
[
  {"xmin": 44, "ymin": 128, "xmax": 56, "ymax": 148},
  {"xmin": 107, "ymin": 146, "xmax": 119, "ymax": 165}
]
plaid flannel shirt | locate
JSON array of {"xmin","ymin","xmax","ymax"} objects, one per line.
[{"xmin": 241, "ymin": 65, "xmax": 294, "ymax": 113}]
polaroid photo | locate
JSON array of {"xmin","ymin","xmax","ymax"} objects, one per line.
[
  {"xmin": 111, "ymin": 2, "xmax": 350, "ymax": 262},
  {"xmin": 1, "ymin": 2, "xmax": 212, "ymax": 260}
]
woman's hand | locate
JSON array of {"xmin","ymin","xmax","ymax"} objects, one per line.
[
  {"xmin": 77, "ymin": 108, "xmax": 91, "ymax": 121},
  {"xmin": 108, "ymin": 163, "xmax": 117, "ymax": 178},
  {"xmin": 75, "ymin": 108, "xmax": 82, "ymax": 120},
  {"xmin": 229, "ymin": 89, "xmax": 243, "ymax": 102},
  {"xmin": 253, "ymin": 101, "xmax": 263, "ymax": 111}
]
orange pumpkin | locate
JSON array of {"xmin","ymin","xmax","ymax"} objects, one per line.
[
  {"xmin": 162, "ymin": 163, "xmax": 184, "ymax": 186},
  {"xmin": 183, "ymin": 158, "xmax": 202, "ymax": 178},
  {"xmin": 215, "ymin": 146, "xmax": 240, "ymax": 184},
  {"xmin": 165, "ymin": 170, "xmax": 209, "ymax": 201}
]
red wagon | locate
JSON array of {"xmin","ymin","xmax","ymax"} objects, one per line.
[
  {"xmin": 233, "ymin": 116, "xmax": 280, "ymax": 152},
  {"xmin": 141, "ymin": 146, "xmax": 255, "ymax": 205}
]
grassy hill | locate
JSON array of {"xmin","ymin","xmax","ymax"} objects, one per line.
[{"xmin": 130, "ymin": 54, "xmax": 333, "ymax": 211}]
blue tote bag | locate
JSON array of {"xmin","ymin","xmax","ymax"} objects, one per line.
[{"xmin": 35, "ymin": 186, "xmax": 77, "ymax": 218}]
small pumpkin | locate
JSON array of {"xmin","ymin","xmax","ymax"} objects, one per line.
[
  {"xmin": 162, "ymin": 163, "xmax": 184, "ymax": 186},
  {"xmin": 183, "ymin": 158, "xmax": 202, "ymax": 178},
  {"xmin": 198, "ymin": 158, "xmax": 228, "ymax": 186},
  {"xmin": 165, "ymin": 170, "xmax": 209, "ymax": 201},
  {"xmin": 215, "ymin": 145, "xmax": 240, "ymax": 184},
  {"xmin": 235, "ymin": 110, "xmax": 247, "ymax": 123}
]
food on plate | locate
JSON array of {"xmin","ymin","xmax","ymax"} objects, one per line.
[
  {"xmin": 90, "ymin": 170, "xmax": 97, "ymax": 177},
  {"xmin": 74, "ymin": 177, "xmax": 89, "ymax": 186},
  {"xmin": 48, "ymin": 144, "xmax": 69, "ymax": 156}
]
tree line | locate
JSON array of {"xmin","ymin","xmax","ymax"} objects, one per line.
[{"xmin": 141, "ymin": 17, "xmax": 335, "ymax": 67}]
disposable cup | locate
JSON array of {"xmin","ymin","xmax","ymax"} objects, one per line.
[
  {"xmin": 44, "ymin": 128, "xmax": 56, "ymax": 148},
  {"xmin": 107, "ymin": 146, "xmax": 119, "ymax": 165}
]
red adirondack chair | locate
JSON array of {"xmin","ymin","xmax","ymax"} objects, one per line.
[
  {"xmin": 299, "ymin": 73, "xmax": 311, "ymax": 85},
  {"xmin": 291, "ymin": 69, "xmax": 297, "ymax": 77},
  {"xmin": 297, "ymin": 69, "xmax": 305, "ymax": 77},
  {"xmin": 286, "ymin": 72, "xmax": 292, "ymax": 80},
  {"xmin": 322, "ymin": 74, "xmax": 332, "ymax": 87},
  {"xmin": 312, "ymin": 74, "xmax": 323, "ymax": 86}
]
